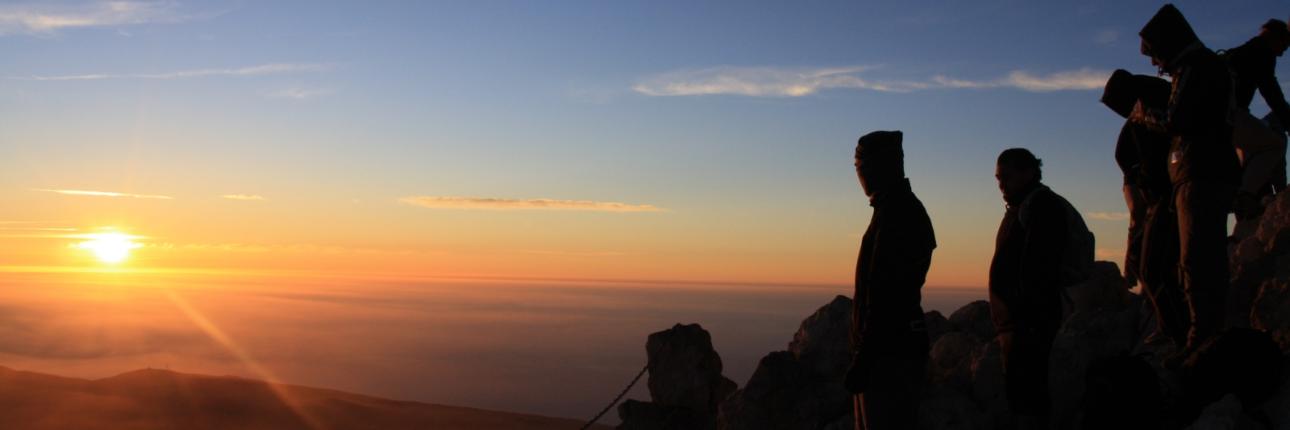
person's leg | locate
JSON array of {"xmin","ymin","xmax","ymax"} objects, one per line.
[
  {"xmin": 1124, "ymin": 184, "xmax": 1146, "ymax": 286},
  {"xmin": 859, "ymin": 352, "xmax": 927, "ymax": 430},
  {"xmin": 1141, "ymin": 199, "xmax": 1188, "ymax": 346},
  {"xmin": 1175, "ymin": 181, "xmax": 1234, "ymax": 350},
  {"xmin": 1003, "ymin": 330, "xmax": 1054, "ymax": 429}
]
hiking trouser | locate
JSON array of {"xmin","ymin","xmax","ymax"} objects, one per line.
[
  {"xmin": 1175, "ymin": 180, "xmax": 1235, "ymax": 349},
  {"xmin": 1140, "ymin": 195, "xmax": 1188, "ymax": 346},
  {"xmin": 853, "ymin": 350, "xmax": 926, "ymax": 430},
  {"xmin": 1232, "ymin": 110, "xmax": 1288, "ymax": 196},
  {"xmin": 1123, "ymin": 184, "xmax": 1147, "ymax": 287}
]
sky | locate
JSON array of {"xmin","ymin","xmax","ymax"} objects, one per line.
[
  {"xmin": 2, "ymin": 0, "xmax": 1290, "ymax": 420},
  {"xmin": 3, "ymin": 0, "xmax": 1288, "ymax": 286}
]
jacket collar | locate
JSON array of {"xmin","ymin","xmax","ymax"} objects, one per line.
[{"xmin": 869, "ymin": 178, "xmax": 913, "ymax": 208}]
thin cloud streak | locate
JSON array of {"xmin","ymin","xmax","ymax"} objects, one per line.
[
  {"xmin": 9, "ymin": 63, "xmax": 331, "ymax": 81},
  {"xmin": 33, "ymin": 188, "xmax": 173, "ymax": 200},
  {"xmin": 0, "ymin": 1, "xmax": 186, "ymax": 35},
  {"xmin": 399, "ymin": 196, "xmax": 665, "ymax": 213},
  {"xmin": 634, "ymin": 65, "xmax": 1109, "ymax": 97},
  {"xmin": 266, "ymin": 87, "xmax": 334, "ymax": 100},
  {"xmin": 1086, "ymin": 211, "xmax": 1131, "ymax": 221},
  {"xmin": 221, "ymin": 194, "xmax": 267, "ymax": 201}
]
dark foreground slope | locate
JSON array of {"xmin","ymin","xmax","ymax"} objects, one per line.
[{"xmin": 0, "ymin": 366, "xmax": 607, "ymax": 430}]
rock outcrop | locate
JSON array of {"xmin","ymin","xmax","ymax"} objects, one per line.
[{"xmin": 617, "ymin": 324, "xmax": 736, "ymax": 430}]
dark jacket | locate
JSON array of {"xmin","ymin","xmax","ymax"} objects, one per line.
[
  {"xmin": 852, "ymin": 179, "xmax": 936, "ymax": 352},
  {"xmin": 1117, "ymin": 121, "xmax": 1174, "ymax": 202},
  {"xmin": 989, "ymin": 184, "xmax": 1094, "ymax": 336},
  {"xmin": 1136, "ymin": 5, "xmax": 1240, "ymax": 185},
  {"xmin": 1224, "ymin": 36, "xmax": 1290, "ymax": 128}
]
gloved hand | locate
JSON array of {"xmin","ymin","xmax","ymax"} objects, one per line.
[{"xmin": 843, "ymin": 349, "xmax": 872, "ymax": 394}]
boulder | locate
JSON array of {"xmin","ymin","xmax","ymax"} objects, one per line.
[
  {"xmin": 949, "ymin": 301, "xmax": 995, "ymax": 342},
  {"xmin": 789, "ymin": 296, "xmax": 853, "ymax": 380},
  {"xmin": 645, "ymin": 324, "xmax": 736, "ymax": 412},
  {"xmin": 1183, "ymin": 394, "xmax": 1257, "ymax": 430},
  {"xmin": 969, "ymin": 339, "xmax": 1009, "ymax": 430},
  {"xmin": 1048, "ymin": 302, "xmax": 1141, "ymax": 430},
  {"xmin": 1228, "ymin": 190, "xmax": 1290, "ymax": 329},
  {"xmin": 1251, "ymin": 280, "xmax": 1290, "ymax": 353},
  {"xmin": 927, "ymin": 332, "xmax": 982, "ymax": 394},
  {"xmin": 918, "ymin": 386, "xmax": 985, "ymax": 430},
  {"xmin": 925, "ymin": 310, "xmax": 953, "ymax": 346},
  {"xmin": 716, "ymin": 351, "xmax": 847, "ymax": 430},
  {"xmin": 1062, "ymin": 261, "xmax": 1131, "ymax": 318},
  {"xmin": 619, "ymin": 324, "xmax": 736, "ymax": 430}
]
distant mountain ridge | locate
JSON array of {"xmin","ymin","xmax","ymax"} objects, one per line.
[{"xmin": 0, "ymin": 365, "xmax": 607, "ymax": 430}]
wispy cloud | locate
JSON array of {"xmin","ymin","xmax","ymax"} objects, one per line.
[
  {"xmin": 221, "ymin": 194, "xmax": 266, "ymax": 201},
  {"xmin": 1094, "ymin": 29, "xmax": 1119, "ymax": 45},
  {"xmin": 10, "ymin": 63, "xmax": 330, "ymax": 81},
  {"xmin": 399, "ymin": 196, "xmax": 665, "ymax": 213},
  {"xmin": 0, "ymin": 1, "xmax": 187, "ymax": 36},
  {"xmin": 266, "ymin": 87, "xmax": 334, "ymax": 100},
  {"xmin": 634, "ymin": 65, "xmax": 1109, "ymax": 97},
  {"xmin": 33, "ymin": 188, "xmax": 172, "ymax": 200},
  {"xmin": 1086, "ymin": 211, "xmax": 1130, "ymax": 221}
]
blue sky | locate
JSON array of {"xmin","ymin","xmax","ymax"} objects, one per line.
[{"xmin": 2, "ymin": 0, "xmax": 1289, "ymax": 286}]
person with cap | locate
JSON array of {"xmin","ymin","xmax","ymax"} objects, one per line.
[
  {"xmin": 1131, "ymin": 4, "xmax": 1240, "ymax": 353},
  {"xmin": 1223, "ymin": 18, "xmax": 1290, "ymax": 220},
  {"xmin": 989, "ymin": 148, "xmax": 1094, "ymax": 429},
  {"xmin": 1103, "ymin": 70, "xmax": 1190, "ymax": 346},
  {"xmin": 842, "ymin": 130, "xmax": 936, "ymax": 430}
]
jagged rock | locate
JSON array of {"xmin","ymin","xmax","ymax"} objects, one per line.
[
  {"xmin": 1048, "ymin": 302, "xmax": 1141, "ymax": 430},
  {"xmin": 969, "ymin": 339, "xmax": 1009, "ymax": 430},
  {"xmin": 1257, "ymin": 357, "xmax": 1290, "ymax": 430},
  {"xmin": 717, "ymin": 351, "xmax": 847, "ymax": 430},
  {"xmin": 1180, "ymin": 328, "xmax": 1282, "ymax": 413},
  {"xmin": 789, "ymin": 296, "xmax": 853, "ymax": 380},
  {"xmin": 617, "ymin": 399, "xmax": 710, "ymax": 430},
  {"xmin": 928, "ymin": 331, "xmax": 982, "ymax": 394},
  {"xmin": 1183, "ymin": 394, "xmax": 1257, "ymax": 430},
  {"xmin": 1251, "ymin": 280, "xmax": 1290, "ymax": 352},
  {"xmin": 1062, "ymin": 261, "xmax": 1131, "ymax": 318},
  {"xmin": 918, "ymin": 386, "xmax": 985, "ymax": 430},
  {"xmin": 1229, "ymin": 190, "xmax": 1290, "ymax": 329},
  {"xmin": 645, "ymin": 324, "xmax": 736, "ymax": 412},
  {"xmin": 619, "ymin": 324, "xmax": 736, "ymax": 430},
  {"xmin": 949, "ymin": 301, "xmax": 995, "ymax": 342},
  {"xmin": 925, "ymin": 310, "xmax": 952, "ymax": 346}
]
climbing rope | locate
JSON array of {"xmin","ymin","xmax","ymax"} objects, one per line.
[{"xmin": 580, "ymin": 362, "xmax": 649, "ymax": 430}]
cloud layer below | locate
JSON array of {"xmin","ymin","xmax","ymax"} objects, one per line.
[
  {"xmin": 399, "ymin": 196, "xmax": 664, "ymax": 213},
  {"xmin": 633, "ymin": 65, "xmax": 1110, "ymax": 97}
]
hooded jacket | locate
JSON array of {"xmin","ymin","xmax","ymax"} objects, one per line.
[
  {"xmin": 1136, "ymin": 4, "xmax": 1240, "ymax": 185},
  {"xmin": 852, "ymin": 178, "xmax": 936, "ymax": 352}
]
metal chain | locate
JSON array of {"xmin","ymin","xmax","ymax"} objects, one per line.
[{"xmin": 580, "ymin": 363, "xmax": 649, "ymax": 430}]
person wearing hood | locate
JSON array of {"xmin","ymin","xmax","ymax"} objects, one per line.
[
  {"xmin": 842, "ymin": 130, "xmax": 936, "ymax": 430},
  {"xmin": 989, "ymin": 148, "xmax": 1094, "ymax": 429},
  {"xmin": 1102, "ymin": 70, "xmax": 1189, "ymax": 346},
  {"xmin": 1223, "ymin": 19, "xmax": 1290, "ymax": 220},
  {"xmin": 1131, "ymin": 4, "xmax": 1239, "ymax": 352}
]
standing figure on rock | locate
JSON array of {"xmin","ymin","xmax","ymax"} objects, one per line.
[
  {"xmin": 1222, "ymin": 18, "xmax": 1290, "ymax": 220},
  {"xmin": 1131, "ymin": 4, "xmax": 1239, "ymax": 353},
  {"xmin": 1102, "ymin": 70, "xmax": 1190, "ymax": 346},
  {"xmin": 842, "ymin": 130, "xmax": 937, "ymax": 430},
  {"xmin": 989, "ymin": 148, "xmax": 1094, "ymax": 429}
]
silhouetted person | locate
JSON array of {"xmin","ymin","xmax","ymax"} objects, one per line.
[
  {"xmin": 989, "ymin": 148, "xmax": 1094, "ymax": 429},
  {"xmin": 1223, "ymin": 19, "xmax": 1290, "ymax": 219},
  {"xmin": 842, "ymin": 130, "xmax": 936, "ymax": 430},
  {"xmin": 1103, "ymin": 70, "xmax": 1190, "ymax": 346},
  {"xmin": 1132, "ymin": 4, "xmax": 1239, "ymax": 353}
]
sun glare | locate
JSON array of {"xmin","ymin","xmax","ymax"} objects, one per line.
[{"xmin": 76, "ymin": 232, "xmax": 142, "ymax": 264}]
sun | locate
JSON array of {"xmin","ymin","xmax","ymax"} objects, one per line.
[{"xmin": 76, "ymin": 232, "xmax": 142, "ymax": 264}]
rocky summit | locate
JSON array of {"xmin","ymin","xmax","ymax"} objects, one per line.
[{"xmin": 618, "ymin": 191, "xmax": 1290, "ymax": 430}]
